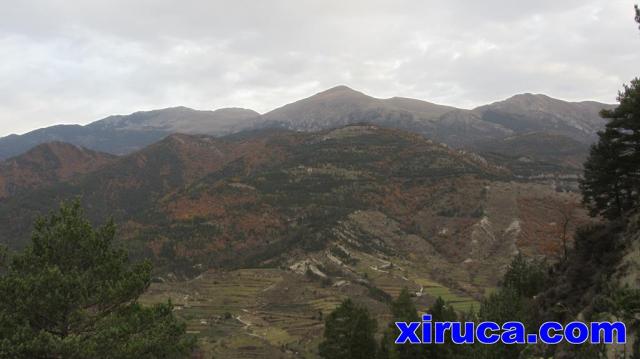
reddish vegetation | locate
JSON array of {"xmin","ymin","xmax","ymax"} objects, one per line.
[
  {"xmin": 229, "ymin": 137, "xmax": 291, "ymax": 175},
  {"xmin": 0, "ymin": 127, "xmax": 590, "ymax": 286},
  {"xmin": 516, "ymin": 195, "xmax": 591, "ymax": 258},
  {"xmin": 164, "ymin": 185, "xmax": 285, "ymax": 259},
  {"xmin": 166, "ymin": 190, "xmax": 259, "ymax": 220},
  {"xmin": 0, "ymin": 142, "xmax": 115, "ymax": 198}
]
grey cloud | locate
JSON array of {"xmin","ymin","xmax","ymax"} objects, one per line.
[{"xmin": 0, "ymin": 0, "xmax": 638, "ymax": 136}]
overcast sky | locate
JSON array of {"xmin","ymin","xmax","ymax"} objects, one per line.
[{"xmin": 0, "ymin": 0, "xmax": 638, "ymax": 137}]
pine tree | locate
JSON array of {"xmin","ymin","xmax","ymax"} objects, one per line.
[
  {"xmin": 377, "ymin": 330, "xmax": 392, "ymax": 359},
  {"xmin": 581, "ymin": 78, "xmax": 640, "ymax": 219},
  {"xmin": 427, "ymin": 297, "xmax": 458, "ymax": 359},
  {"xmin": 0, "ymin": 200, "xmax": 195, "ymax": 358},
  {"xmin": 429, "ymin": 297, "xmax": 457, "ymax": 323},
  {"xmin": 500, "ymin": 254, "xmax": 548, "ymax": 298},
  {"xmin": 319, "ymin": 299, "xmax": 378, "ymax": 359},
  {"xmin": 468, "ymin": 255, "xmax": 548, "ymax": 359},
  {"xmin": 379, "ymin": 288, "xmax": 425, "ymax": 359}
]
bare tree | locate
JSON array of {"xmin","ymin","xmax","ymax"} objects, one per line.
[
  {"xmin": 553, "ymin": 200, "xmax": 578, "ymax": 262},
  {"xmin": 636, "ymin": 5, "xmax": 640, "ymax": 30},
  {"xmin": 537, "ymin": 197, "xmax": 580, "ymax": 262}
]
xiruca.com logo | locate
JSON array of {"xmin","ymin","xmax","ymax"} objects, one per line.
[{"xmin": 395, "ymin": 315, "xmax": 626, "ymax": 345}]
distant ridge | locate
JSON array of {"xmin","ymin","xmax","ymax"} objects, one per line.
[
  {"xmin": 0, "ymin": 86, "xmax": 614, "ymax": 160},
  {"xmin": 0, "ymin": 106, "xmax": 260, "ymax": 160},
  {"xmin": 474, "ymin": 93, "xmax": 611, "ymax": 143}
]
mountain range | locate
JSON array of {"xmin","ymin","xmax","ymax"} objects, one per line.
[
  {"xmin": 0, "ymin": 110, "xmax": 598, "ymax": 357},
  {"xmin": 0, "ymin": 107, "xmax": 260, "ymax": 160},
  {"xmin": 0, "ymin": 124, "xmax": 589, "ymax": 287},
  {"xmin": 0, "ymin": 122, "xmax": 595, "ymax": 357},
  {"xmin": 0, "ymin": 86, "xmax": 614, "ymax": 168}
]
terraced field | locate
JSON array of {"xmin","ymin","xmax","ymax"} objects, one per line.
[
  {"xmin": 412, "ymin": 278, "xmax": 478, "ymax": 312},
  {"xmin": 347, "ymin": 249, "xmax": 479, "ymax": 312},
  {"xmin": 140, "ymin": 234, "xmax": 487, "ymax": 358},
  {"xmin": 141, "ymin": 269, "xmax": 348, "ymax": 358}
]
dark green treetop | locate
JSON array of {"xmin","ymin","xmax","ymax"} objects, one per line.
[
  {"xmin": 319, "ymin": 298, "xmax": 378, "ymax": 359},
  {"xmin": 378, "ymin": 288, "xmax": 424, "ymax": 359},
  {"xmin": 500, "ymin": 253, "xmax": 548, "ymax": 298},
  {"xmin": 0, "ymin": 200, "xmax": 195, "ymax": 358},
  {"xmin": 581, "ymin": 79, "xmax": 640, "ymax": 219}
]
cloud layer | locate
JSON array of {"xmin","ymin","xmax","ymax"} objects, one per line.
[{"xmin": 0, "ymin": 0, "xmax": 638, "ymax": 136}]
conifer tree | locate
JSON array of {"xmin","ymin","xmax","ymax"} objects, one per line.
[
  {"xmin": 0, "ymin": 200, "xmax": 195, "ymax": 358},
  {"xmin": 469, "ymin": 255, "xmax": 548, "ymax": 359},
  {"xmin": 319, "ymin": 299, "xmax": 378, "ymax": 359},
  {"xmin": 427, "ymin": 297, "xmax": 458, "ymax": 358},
  {"xmin": 379, "ymin": 288, "xmax": 425, "ymax": 359},
  {"xmin": 581, "ymin": 79, "xmax": 640, "ymax": 218},
  {"xmin": 501, "ymin": 254, "xmax": 548, "ymax": 298}
]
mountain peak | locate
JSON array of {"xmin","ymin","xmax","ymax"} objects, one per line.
[
  {"xmin": 508, "ymin": 92, "xmax": 555, "ymax": 103},
  {"xmin": 487, "ymin": 92, "xmax": 613, "ymax": 110},
  {"xmin": 322, "ymin": 85, "xmax": 357, "ymax": 93},
  {"xmin": 486, "ymin": 93, "xmax": 555, "ymax": 108},
  {"xmin": 313, "ymin": 85, "xmax": 370, "ymax": 98},
  {"xmin": 259, "ymin": 85, "xmax": 380, "ymax": 131},
  {"xmin": 511, "ymin": 92, "xmax": 548, "ymax": 98}
]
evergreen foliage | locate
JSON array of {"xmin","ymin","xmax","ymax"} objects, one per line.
[
  {"xmin": 468, "ymin": 255, "xmax": 548, "ymax": 359},
  {"xmin": 500, "ymin": 254, "xmax": 548, "ymax": 298},
  {"xmin": 378, "ymin": 288, "xmax": 425, "ymax": 359},
  {"xmin": 581, "ymin": 79, "xmax": 640, "ymax": 219},
  {"xmin": 319, "ymin": 299, "xmax": 378, "ymax": 359},
  {"xmin": 0, "ymin": 200, "xmax": 195, "ymax": 358},
  {"xmin": 427, "ymin": 297, "xmax": 460, "ymax": 358}
]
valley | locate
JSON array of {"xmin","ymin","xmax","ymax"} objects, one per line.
[{"xmin": 0, "ymin": 123, "xmax": 593, "ymax": 358}]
